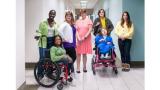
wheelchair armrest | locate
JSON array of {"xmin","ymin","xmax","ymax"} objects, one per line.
[
  {"xmin": 34, "ymin": 36, "xmax": 40, "ymax": 40},
  {"xmin": 93, "ymin": 47, "xmax": 96, "ymax": 50}
]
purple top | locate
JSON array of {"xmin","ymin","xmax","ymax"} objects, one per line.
[{"xmin": 63, "ymin": 25, "xmax": 76, "ymax": 48}]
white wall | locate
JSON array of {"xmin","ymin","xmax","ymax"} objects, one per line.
[
  {"xmin": 25, "ymin": 0, "xmax": 66, "ymax": 62},
  {"xmin": 16, "ymin": 0, "xmax": 25, "ymax": 88}
]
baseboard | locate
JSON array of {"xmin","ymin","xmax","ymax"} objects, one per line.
[
  {"xmin": 26, "ymin": 63, "xmax": 36, "ymax": 70},
  {"xmin": 26, "ymin": 61, "xmax": 144, "ymax": 69},
  {"xmin": 17, "ymin": 81, "xmax": 39, "ymax": 90},
  {"xmin": 130, "ymin": 61, "xmax": 144, "ymax": 68},
  {"xmin": 17, "ymin": 81, "xmax": 26, "ymax": 90}
]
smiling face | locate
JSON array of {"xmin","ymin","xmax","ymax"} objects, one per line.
[
  {"xmin": 123, "ymin": 13, "xmax": 128, "ymax": 21},
  {"xmin": 65, "ymin": 14, "xmax": 72, "ymax": 22},
  {"xmin": 81, "ymin": 12, "xmax": 87, "ymax": 19},
  {"xmin": 99, "ymin": 10, "xmax": 105, "ymax": 17},
  {"xmin": 80, "ymin": 9, "xmax": 87, "ymax": 19},
  {"xmin": 101, "ymin": 29, "xmax": 107, "ymax": 36},
  {"xmin": 49, "ymin": 10, "xmax": 56, "ymax": 20},
  {"xmin": 54, "ymin": 36, "xmax": 62, "ymax": 46}
]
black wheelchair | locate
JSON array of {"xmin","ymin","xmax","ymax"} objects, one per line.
[{"xmin": 34, "ymin": 36, "xmax": 72, "ymax": 90}]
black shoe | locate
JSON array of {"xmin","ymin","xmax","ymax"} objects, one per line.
[
  {"xmin": 68, "ymin": 77, "xmax": 73, "ymax": 82},
  {"xmin": 71, "ymin": 66, "xmax": 75, "ymax": 73},
  {"xmin": 76, "ymin": 71, "xmax": 80, "ymax": 73},
  {"xmin": 83, "ymin": 69, "xmax": 87, "ymax": 73}
]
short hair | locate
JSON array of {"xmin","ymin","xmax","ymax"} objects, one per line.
[{"xmin": 79, "ymin": 9, "xmax": 86, "ymax": 15}]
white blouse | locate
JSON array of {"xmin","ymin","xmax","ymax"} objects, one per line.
[{"xmin": 58, "ymin": 22, "xmax": 73, "ymax": 43}]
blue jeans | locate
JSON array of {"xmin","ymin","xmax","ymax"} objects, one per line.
[
  {"xmin": 37, "ymin": 47, "xmax": 47, "ymax": 77},
  {"xmin": 39, "ymin": 37, "xmax": 53, "ymax": 60},
  {"xmin": 39, "ymin": 47, "xmax": 46, "ymax": 60}
]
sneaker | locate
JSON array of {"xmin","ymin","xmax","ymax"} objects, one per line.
[
  {"xmin": 121, "ymin": 63, "xmax": 125, "ymax": 71},
  {"xmin": 68, "ymin": 76, "xmax": 73, "ymax": 82},
  {"xmin": 122, "ymin": 63, "xmax": 130, "ymax": 72},
  {"xmin": 104, "ymin": 54, "xmax": 111, "ymax": 59},
  {"xmin": 100, "ymin": 54, "xmax": 104, "ymax": 59},
  {"xmin": 125, "ymin": 63, "xmax": 130, "ymax": 71}
]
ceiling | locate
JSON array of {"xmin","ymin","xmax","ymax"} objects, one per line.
[{"xmin": 65, "ymin": 0, "xmax": 99, "ymax": 9}]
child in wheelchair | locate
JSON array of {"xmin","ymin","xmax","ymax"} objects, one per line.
[{"xmin": 95, "ymin": 29, "xmax": 114, "ymax": 59}]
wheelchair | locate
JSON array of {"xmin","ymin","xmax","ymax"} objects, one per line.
[
  {"xmin": 91, "ymin": 47, "xmax": 118, "ymax": 75},
  {"xmin": 34, "ymin": 36, "xmax": 72, "ymax": 90}
]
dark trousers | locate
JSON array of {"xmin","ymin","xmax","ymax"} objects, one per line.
[
  {"xmin": 64, "ymin": 47, "xmax": 76, "ymax": 72},
  {"xmin": 56, "ymin": 59, "xmax": 72, "ymax": 75},
  {"xmin": 118, "ymin": 39, "xmax": 132, "ymax": 64},
  {"xmin": 47, "ymin": 37, "xmax": 54, "ymax": 49}
]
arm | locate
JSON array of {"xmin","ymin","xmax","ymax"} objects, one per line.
[
  {"xmin": 58, "ymin": 23, "xmax": 65, "ymax": 40},
  {"xmin": 84, "ymin": 25, "xmax": 92, "ymax": 39},
  {"xmin": 107, "ymin": 18, "xmax": 114, "ymax": 31},
  {"xmin": 84, "ymin": 19, "xmax": 93, "ymax": 39},
  {"xmin": 54, "ymin": 23, "xmax": 60, "ymax": 36},
  {"xmin": 65, "ymin": 24, "xmax": 73, "ymax": 43},
  {"xmin": 93, "ymin": 18, "xmax": 100, "ymax": 36},
  {"xmin": 95, "ymin": 35, "xmax": 102, "ymax": 45},
  {"xmin": 124, "ymin": 23, "xmax": 134, "ymax": 38},
  {"xmin": 106, "ymin": 36, "xmax": 113, "ymax": 44},
  {"xmin": 38, "ymin": 21, "xmax": 48, "ymax": 36},
  {"xmin": 50, "ymin": 47, "xmax": 65, "ymax": 62},
  {"xmin": 75, "ymin": 21, "xmax": 81, "ymax": 41},
  {"xmin": 37, "ymin": 22, "xmax": 44, "ymax": 36},
  {"xmin": 115, "ymin": 22, "xmax": 121, "ymax": 37}
]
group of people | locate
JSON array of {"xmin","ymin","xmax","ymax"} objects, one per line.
[{"xmin": 36, "ymin": 9, "xmax": 134, "ymax": 78}]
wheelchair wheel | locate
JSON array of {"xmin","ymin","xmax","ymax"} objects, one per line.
[
  {"xmin": 91, "ymin": 56, "xmax": 96, "ymax": 75},
  {"xmin": 113, "ymin": 67, "xmax": 118, "ymax": 75},
  {"xmin": 34, "ymin": 58, "xmax": 60, "ymax": 87},
  {"xmin": 57, "ymin": 83, "xmax": 63, "ymax": 90}
]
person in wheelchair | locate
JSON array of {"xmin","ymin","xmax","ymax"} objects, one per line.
[
  {"xmin": 95, "ymin": 29, "xmax": 114, "ymax": 59},
  {"xmin": 50, "ymin": 35, "xmax": 73, "ymax": 79}
]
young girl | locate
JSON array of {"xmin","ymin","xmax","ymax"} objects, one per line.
[{"xmin": 95, "ymin": 29, "xmax": 114, "ymax": 59}]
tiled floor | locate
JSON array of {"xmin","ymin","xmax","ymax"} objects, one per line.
[{"xmin": 26, "ymin": 55, "xmax": 144, "ymax": 90}]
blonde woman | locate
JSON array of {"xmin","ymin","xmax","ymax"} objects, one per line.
[{"xmin": 75, "ymin": 9, "xmax": 93, "ymax": 73}]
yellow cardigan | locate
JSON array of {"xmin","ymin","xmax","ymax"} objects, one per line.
[{"xmin": 115, "ymin": 21, "xmax": 134, "ymax": 39}]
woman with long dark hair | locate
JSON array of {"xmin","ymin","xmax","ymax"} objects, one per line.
[
  {"xmin": 93, "ymin": 9, "xmax": 114, "ymax": 36},
  {"xmin": 115, "ymin": 11, "xmax": 134, "ymax": 71}
]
